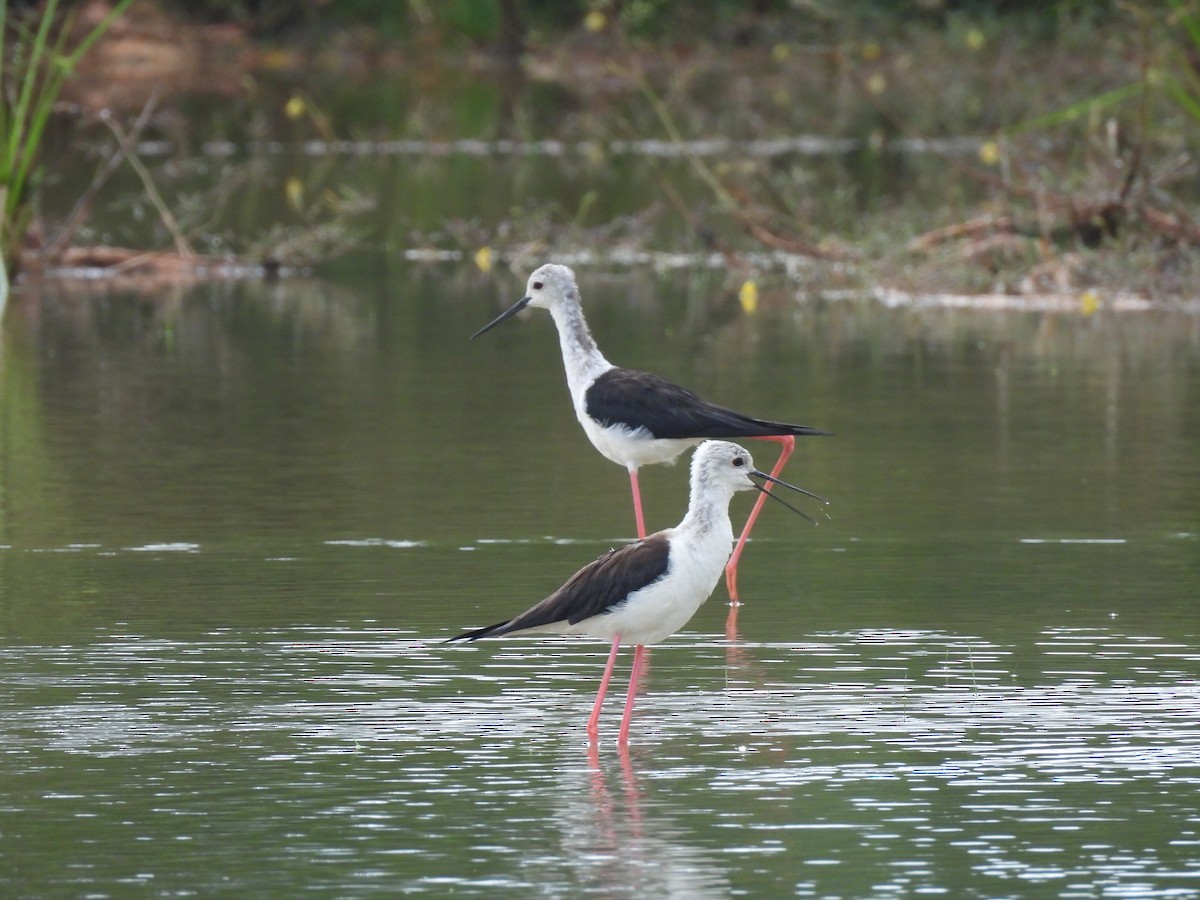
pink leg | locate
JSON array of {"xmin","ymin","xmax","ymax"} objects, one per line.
[
  {"xmin": 617, "ymin": 644, "xmax": 648, "ymax": 746},
  {"xmin": 628, "ymin": 467, "xmax": 647, "ymax": 539},
  {"xmin": 725, "ymin": 435, "xmax": 795, "ymax": 603},
  {"xmin": 588, "ymin": 636, "xmax": 622, "ymax": 739}
]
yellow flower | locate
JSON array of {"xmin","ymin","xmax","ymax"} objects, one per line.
[
  {"xmin": 285, "ymin": 94, "xmax": 306, "ymax": 120},
  {"xmin": 285, "ymin": 177, "xmax": 304, "ymax": 211},
  {"xmin": 584, "ymin": 10, "xmax": 606, "ymax": 32},
  {"xmin": 978, "ymin": 140, "xmax": 1001, "ymax": 166},
  {"xmin": 474, "ymin": 246, "xmax": 493, "ymax": 274},
  {"xmin": 1079, "ymin": 289, "xmax": 1099, "ymax": 316},
  {"xmin": 738, "ymin": 280, "xmax": 759, "ymax": 315}
]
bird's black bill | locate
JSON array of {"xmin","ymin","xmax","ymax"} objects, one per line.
[
  {"xmin": 470, "ymin": 296, "xmax": 531, "ymax": 339},
  {"xmin": 750, "ymin": 468, "xmax": 829, "ymax": 526},
  {"xmin": 753, "ymin": 470, "xmax": 828, "ymax": 504}
]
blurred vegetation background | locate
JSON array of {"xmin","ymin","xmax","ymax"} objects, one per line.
[
  {"xmin": 155, "ymin": 0, "xmax": 1118, "ymax": 41},
  {"xmin": 3, "ymin": 0, "xmax": 1198, "ymax": 297}
]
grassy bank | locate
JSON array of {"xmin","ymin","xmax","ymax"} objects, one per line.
[{"xmin": 8, "ymin": 0, "xmax": 1200, "ymax": 303}]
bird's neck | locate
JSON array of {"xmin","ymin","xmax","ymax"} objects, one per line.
[
  {"xmin": 677, "ymin": 488, "xmax": 736, "ymax": 548},
  {"xmin": 549, "ymin": 299, "xmax": 612, "ymax": 393}
]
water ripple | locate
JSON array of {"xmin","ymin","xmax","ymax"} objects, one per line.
[{"xmin": 3, "ymin": 626, "xmax": 1198, "ymax": 897}]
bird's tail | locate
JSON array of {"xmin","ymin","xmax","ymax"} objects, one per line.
[
  {"xmin": 738, "ymin": 419, "xmax": 831, "ymax": 438},
  {"xmin": 444, "ymin": 619, "xmax": 513, "ymax": 643},
  {"xmin": 697, "ymin": 406, "xmax": 832, "ymax": 439},
  {"xmin": 781, "ymin": 423, "xmax": 832, "ymax": 437}
]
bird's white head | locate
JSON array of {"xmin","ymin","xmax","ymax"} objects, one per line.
[
  {"xmin": 691, "ymin": 440, "xmax": 827, "ymax": 522},
  {"xmin": 523, "ymin": 263, "xmax": 578, "ymax": 311},
  {"xmin": 470, "ymin": 263, "xmax": 579, "ymax": 339},
  {"xmin": 691, "ymin": 441, "xmax": 762, "ymax": 495}
]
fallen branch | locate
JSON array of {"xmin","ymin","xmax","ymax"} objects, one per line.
[
  {"xmin": 729, "ymin": 209, "xmax": 850, "ymax": 260},
  {"xmin": 908, "ymin": 215, "xmax": 1018, "ymax": 253},
  {"xmin": 43, "ymin": 93, "xmax": 161, "ymax": 262},
  {"xmin": 45, "ymin": 245, "xmax": 272, "ymax": 288},
  {"xmin": 99, "ymin": 104, "xmax": 194, "ymax": 257},
  {"xmin": 1141, "ymin": 206, "xmax": 1200, "ymax": 246}
]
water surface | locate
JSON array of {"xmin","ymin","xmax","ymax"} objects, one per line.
[{"xmin": 2, "ymin": 267, "xmax": 1198, "ymax": 896}]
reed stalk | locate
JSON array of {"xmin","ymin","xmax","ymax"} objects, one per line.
[{"xmin": 1, "ymin": 0, "xmax": 135, "ymax": 276}]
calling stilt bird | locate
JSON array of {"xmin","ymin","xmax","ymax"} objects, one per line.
[
  {"xmin": 447, "ymin": 441, "xmax": 826, "ymax": 744},
  {"xmin": 472, "ymin": 263, "xmax": 829, "ymax": 601}
]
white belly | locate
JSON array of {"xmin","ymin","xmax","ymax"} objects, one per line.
[
  {"xmin": 579, "ymin": 415, "xmax": 701, "ymax": 470},
  {"xmin": 565, "ymin": 525, "xmax": 733, "ymax": 645}
]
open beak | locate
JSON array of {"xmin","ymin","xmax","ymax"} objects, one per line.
[
  {"xmin": 749, "ymin": 468, "xmax": 829, "ymax": 526},
  {"xmin": 471, "ymin": 295, "xmax": 531, "ymax": 339}
]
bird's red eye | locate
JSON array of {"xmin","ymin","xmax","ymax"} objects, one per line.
[
  {"xmin": 732, "ymin": 457, "xmax": 745, "ymax": 467},
  {"xmin": 532, "ymin": 281, "xmax": 544, "ymax": 290}
]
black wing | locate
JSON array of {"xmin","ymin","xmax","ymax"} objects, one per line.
[
  {"xmin": 586, "ymin": 368, "xmax": 829, "ymax": 440},
  {"xmin": 447, "ymin": 534, "xmax": 672, "ymax": 641}
]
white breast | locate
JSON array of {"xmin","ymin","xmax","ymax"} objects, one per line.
[
  {"xmin": 566, "ymin": 524, "xmax": 733, "ymax": 646},
  {"xmin": 578, "ymin": 414, "xmax": 702, "ymax": 469}
]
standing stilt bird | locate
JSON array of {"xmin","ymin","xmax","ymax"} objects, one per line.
[
  {"xmin": 446, "ymin": 440, "xmax": 826, "ymax": 745},
  {"xmin": 472, "ymin": 263, "xmax": 830, "ymax": 601}
]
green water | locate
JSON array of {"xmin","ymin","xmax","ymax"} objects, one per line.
[{"xmin": 2, "ymin": 267, "xmax": 1198, "ymax": 896}]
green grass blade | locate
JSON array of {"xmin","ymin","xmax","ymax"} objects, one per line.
[
  {"xmin": 1167, "ymin": 0, "xmax": 1200, "ymax": 50},
  {"xmin": 2, "ymin": 0, "xmax": 135, "ymax": 271},
  {"xmin": 1164, "ymin": 77, "xmax": 1200, "ymax": 123},
  {"xmin": 1, "ymin": 0, "xmax": 7, "ymax": 106},
  {"xmin": 63, "ymin": 0, "xmax": 136, "ymax": 66},
  {"xmin": 8, "ymin": 0, "xmax": 59, "ymax": 165},
  {"xmin": 1004, "ymin": 82, "xmax": 1144, "ymax": 135}
]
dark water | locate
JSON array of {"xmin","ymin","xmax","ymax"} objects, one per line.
[{"xmin": 2, "ymin": 266, "xmax": 1198, "ymax": 896}]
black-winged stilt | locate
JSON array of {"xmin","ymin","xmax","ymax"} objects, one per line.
[
  {"xmin": 472, "ymin": 262, "xmax": 829, "ymax": 601},
  {"xmin": 447, "ymin": 440, "xmax": 825, "ymax": 745}
]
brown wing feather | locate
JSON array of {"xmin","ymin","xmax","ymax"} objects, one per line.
[{"xmin": 446, "ymin": 535, "xmax": 672, "ymax": 641}]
